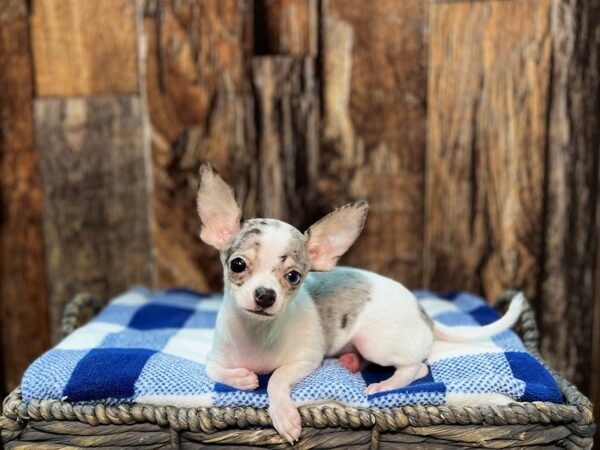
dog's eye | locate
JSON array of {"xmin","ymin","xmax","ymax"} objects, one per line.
[
  {"xmin": 230, "ymin": 258, "xmax": 247, "ymax": 273},
  {"xmin": 286, "ymin": 270, "xmax": 302, "ymax": 285}
]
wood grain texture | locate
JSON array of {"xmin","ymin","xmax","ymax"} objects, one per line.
[
  {"xmin": 34, "ymin": 97, "xmax": 155, "ymax": 342},
  {"xmin": 30, "ymin": 0, "xmax": 138, "ymax": 96},
  {"xmin": 254, "ymin": 0, "xmax": 317, "ymax": 55},
  {"xmin": 543, "ymin": 0, "xmax": 600, "ymax": 414},
  {"xmin": 0, "ymin": 0, "xmax": 27, "ymax": 24},
  {"xmin": 424, "ymin": 0, "xmax": 552, "ymax": 302},
  {"xmin": 0, "ymin": 10, "xmax": 50, "ymax": 394},
  {"xmin": 320, "ymin": 0, "xmax": 427, "ymax": 287},
  {"xmin": 144, "ymin": 0, "xmax": 254, "ymax": 290},
  {"xmin": 252, "ymin": 56, "xmax": 319, "ymax": 227}
]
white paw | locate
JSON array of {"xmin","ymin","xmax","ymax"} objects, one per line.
[
  {"xmin": 269, "ymin": 397, "xmax": 302, "ymax": 444},
  {"xmin": 364, "ymin": 382, "xmax": 384, "ymax": 395},
  {"xmin": 225, "ymin": 368, "xmax": 259, "ymax": 390}
]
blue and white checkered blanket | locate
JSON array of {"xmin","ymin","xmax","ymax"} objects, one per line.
[{"xmin": 22, "ymin": 288, "xmax": 562, "ymax": 408}]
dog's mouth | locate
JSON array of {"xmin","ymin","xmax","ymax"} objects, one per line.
[{"xmin": 244, "ymin": 308, "xmax": 274, "ymax": 317}]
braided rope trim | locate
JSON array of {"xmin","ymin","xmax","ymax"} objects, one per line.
[
  {"xmin": 1, "ymin": 292, "xmax": 595, "ymax": 444},
  {"xmin": 61, "ymin": 293, "xmax": 103, "ymax": 339}
]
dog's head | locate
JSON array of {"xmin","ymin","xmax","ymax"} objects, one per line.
[{"xmin": 196, "ymin": 163, "xmax": 368, "ymax": 318}]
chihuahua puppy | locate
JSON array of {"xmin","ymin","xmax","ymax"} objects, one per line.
[{"xmin": 197, "ymin": 163, "xmax": 524, "ymax": 444}]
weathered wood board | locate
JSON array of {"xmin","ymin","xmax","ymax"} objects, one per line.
[
  {"xmin": 543, "ymin": 0, "xmax": 600, "ymax": 398},
  {"xmin": 144, "ymin": 0, "xmax": 254, "ymax": 290},
  {"xmin": 252, "ymin": 56, "xmax": 319, "ymax": 227},
  {"xmin": 425, "ymin": 1, "xmax": 600, "ymax": 419},
  {"xmin": 30, "ymin": 0, "xmax": 138, "ymax": 96},
  {"xmin": 0, "ymin": 3, "xmax": 50, "ymax": 395},
  {"xmin": 424, "ymin": 0, "xmax": 551, "ymax": 302},
  {"xmin": 34, "ymin": 97, "xmax": 155, "ymax": 342},
  {"xmin": 320, "ymin": 0, "xmax": 427, "ymax": 288}
]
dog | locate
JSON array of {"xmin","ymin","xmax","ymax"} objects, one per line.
[{"xmin": 196, "ymin": 163, "xmax": 524, "ymax": 443}]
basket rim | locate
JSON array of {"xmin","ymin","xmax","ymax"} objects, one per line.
[{"xmin": 1, "ymin": 290, "xmax": 595, "ymax": 442}]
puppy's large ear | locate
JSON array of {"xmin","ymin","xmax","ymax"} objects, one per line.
[
  {"xmin": 305, "ymin": 201, "xmax": 368, "ymax": 271},
  {"xmin": 197, "ymin": 163, "xmax": 241, "ymax": 250}
]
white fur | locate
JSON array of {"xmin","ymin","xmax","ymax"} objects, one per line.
[
  {"xmin": 347, "ymin": 270, "xmax": 433, "ymax": 365},
  {"xmin": 433, "ymin": 293, "xmax": 525, "ymax": 342}
]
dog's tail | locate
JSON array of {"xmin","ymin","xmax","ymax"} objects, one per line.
[{"xmin": 433, "ymin": 293, "xmax": 525, "ymax": 342}]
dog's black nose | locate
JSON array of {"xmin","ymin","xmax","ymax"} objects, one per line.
[{"xmin": 254, "ymin": 287, "xmax": 276, "ymax": 308}]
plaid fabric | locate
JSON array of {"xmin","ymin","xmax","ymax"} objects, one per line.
[{"xmin": 22, "ymin": 287, "xmax": 562, "ymax": 408}]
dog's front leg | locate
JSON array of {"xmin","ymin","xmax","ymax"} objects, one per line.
[
  {"xmin": 267, "ymin": 359, "xmax": 320, "ymax": 444},
  {"xmin": 206, "ymin": 360, "xmax": 259, "ymax": 390}
]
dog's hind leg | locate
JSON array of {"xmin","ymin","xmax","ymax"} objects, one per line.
[{"xmin": 363, "ymin": 363, "xmax": 428, "ymax": 395}]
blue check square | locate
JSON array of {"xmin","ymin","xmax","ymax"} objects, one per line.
[
  {"xmin": 64, "ymin": 348, "xmax": 156, "ymax": 402},
  {"xmin": 129, "ymin": 304, "xmax": 194, "ymax": 330}
]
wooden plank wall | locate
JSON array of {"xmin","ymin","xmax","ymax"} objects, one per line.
[{"xmin": 0, "ymin": 0, "xmax": 598, "ymax": 439}]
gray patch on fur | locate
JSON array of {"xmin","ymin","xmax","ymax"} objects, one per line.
[
  {"xmin": 282, "ymin": 232, "xmax": 309, "ymax": 271},
  {"xmin": 417, "ymin": 303, "xmax": 434, "ymax": 330},
  {"xmin": 272, "ymin": 229, "xmax": 309, "ymax": 291},
  {"xmin": 304, "ymin": 268, "xmax": 371, "ymax": 353},
  {"xmin": 221, "ymin": 221, "xmax": 268, "ymax": 263}
]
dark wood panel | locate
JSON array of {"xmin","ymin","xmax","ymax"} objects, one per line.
[
  {"xmin": 424, "ymin": 0, "xmax": 551, "ymax": 301},
  {"xmin": 0, "ymin": 4, "xmax": 50, "ymax": 395},
  {"xmin": 254, "ymin": 0, "xmax": 317, "ymax": 55},
  {"xmin": 34, "ymin": 97, "xmax": 155, "ymax": 341},
  {"xmin": 30, "ymin": 0, "xmax": 138, "ymax": 96},
  {"xmin": 252, "ymin": 56, "xmax": 319, "ymax": 227},
  {"xmin": 320, "ymin": 0, "xmax": 427, "ymax": 288},
  {"xmin": 543, "ymin": 0, "xmax": 600, "ymax": 414},
  {"xmin": 144, "ymin": 0, "xmax": 254, "ymax": 290}
]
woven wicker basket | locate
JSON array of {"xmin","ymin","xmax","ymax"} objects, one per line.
[{"xmin": 1, "ymin": 292, "xmax": 596, "ymax": 449}]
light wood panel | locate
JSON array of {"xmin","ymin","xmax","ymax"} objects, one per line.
[
  {"xmin": 425, "ymin": 0, "xmax": 551, "ymax": 301},
  {"xmin": 31, "ymin": 0, "xmax": 138, "ymax": 96},
  {"xmin": 321, "ymin": 0, "xmax": 427, "ymax": 287}
]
